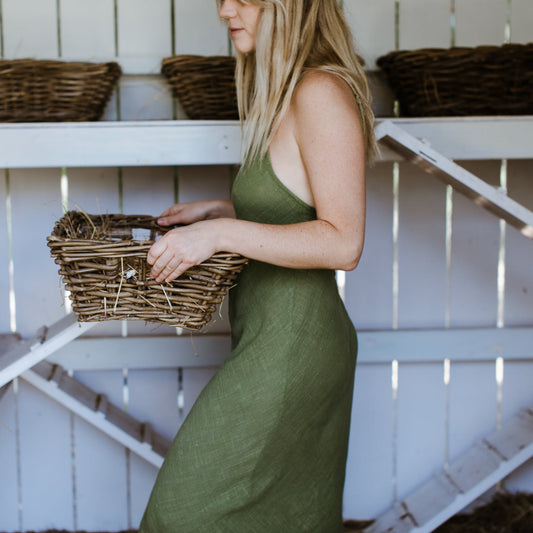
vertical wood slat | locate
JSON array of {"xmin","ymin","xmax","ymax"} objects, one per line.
[
  {"xmin": 502, "ymin": 362, "xmax": 533, "ymax": 492},
  {"xmin": 18, "ymin": 380, "xmax": 74, "ymax": 530},
  {"xmin": 449, "ymin": 161, "xmax": 501, "ymax": 328},
  {"xmin": 2, "ymin": 0, "xmax": 58, "ymax": 58},
  {"xmin": 130, "ymin": 453, "xmax": 158, "ymax": 528},
  {"xmin": 345, "ymin": 162, "xmax": 394, "ymax": 330},
  {"xmin": 174, "ymin": 0, "xmax": 228, "ymax": 56},
  {"xmin": 510, "ymin": 0, "xmax": 533, "ymax": 43},
  {"xmin": 58, "ymin": 0, "xmax": 115, "ymax": 58},
  {"xmin": 74, "ymin": 417, "xmax": 129, "ymax": 531},
  {"xmin": 118, "ymin": 76, "xmax": 175, "ymax": 121},
  {"xmin": 455, "ymin": 0, "xmax": 507, "ymax": 46},
  {"xmin": 10, "ymin": 169, "xmax": 65, "ymax": 337},
  {"xmin": 398, "ymin": 163, "xmax": 448, "ymax": 328},
  {"xmin": 72, "ymin": 370, "xmax": 129, "ymax": 531},
  {"xmin": 399, "ymin": 0, "xmax": 451, "ymax": 50},
  {"xmin": 344, "ymin": 364, "xmax": 395, "ymax": 520},
  {"xmin": 396, "ymin": 363, "xmax": 446, "ymax": 500},
  {"xmin": 116, "ymin": 0, "xmax": 171, "ymax": 59},
  {"xmin": 343, "ymin": 0, "xmax": 396, "ymax": 68},
  {"xmin": 0, "ymin": 172, "xmax": 11, "ymax": 332},
  {"xmin": 504, "ymin": 161, "xmax": 533, "ymax": 326},
  {"xmin": 448, "ymin": 361, "xmax": 497, "ymax": 462},
  {"xmin": 0, "ymin": 385, "xmax": 20, "ymax": 531}
]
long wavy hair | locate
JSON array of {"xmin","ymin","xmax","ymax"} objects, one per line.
[{"xmin": 217, "ymin": 0, "xmax": 377, "ymax": 165}]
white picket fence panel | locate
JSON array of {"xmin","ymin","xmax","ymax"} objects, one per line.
[{"xmin": 0, "ymin": 0, "xmax": 532, "ymax": 530}]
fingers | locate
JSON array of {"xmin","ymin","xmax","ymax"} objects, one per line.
[
  {"xmin": 147, "ymin": 235, "xmax": 194, "ymax": 282},
  {"xmin": 157, "ymin": 205, "xmax": 183, "ymax": 226}
]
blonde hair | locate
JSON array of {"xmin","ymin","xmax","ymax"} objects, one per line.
[{"xmin": 219, "ymin": 0, "xmax": 377, "ymax": 165}]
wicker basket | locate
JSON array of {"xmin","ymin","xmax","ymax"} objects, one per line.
[
  {"xmin": 377, "ymin": 43, "xmax": 533, "ymax": 117},
  {"xmin": 47, "ymin": 211, "xmax": 248, "ymax": 331},
  {"xmin": 0, "ymin": 59, "xmax": 121, "ymax": 122},
  {"xmin": 161, "ymin": 55, "xmax": 238, "ymax": 120}
]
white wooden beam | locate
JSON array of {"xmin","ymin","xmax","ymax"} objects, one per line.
[
  {"xmin": 0, "ymin": 314, "xmax": 95, "ymax": 388},
  {"xmin": 0, "ymin": 117, "xmax": 532, "ymax": 169},
  {"xmin": 22, "ymin": 360, "xmax": 170, "ymax": 467},
  {"xmin": 0, "ymin": 120, "xmax": 242, "ymax": 168},
  {"xmin": 46, "ymin": 327, "xmax": 533, "ymax": 371},
  {"xmin": 376, "ymin": 120, "xmax": 533, "ymax": 239}
]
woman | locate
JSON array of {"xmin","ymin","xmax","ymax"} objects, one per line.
[{"xmin": 140, "ymin": 0, "xmax": 375, "ymax": 531}]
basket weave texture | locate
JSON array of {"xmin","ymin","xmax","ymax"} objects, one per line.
[
  {"xmin": 161, "ymin": 55, "xmax": 238, "ymax": 120},
  {"xmin": 0, "ymin": 59, "xmax": 121, "ymax": 122},
  {"xmin": 47, "ymin": 211, "xmax": 248, "ymax": 331},
  {"xmin": 377, "ymin": 43, "xmax": 533, "ymax": 116}
]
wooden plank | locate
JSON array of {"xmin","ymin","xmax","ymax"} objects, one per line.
[
  {"xmin": 505, "ymin": 160, "xmax": 533, "ymax": 326},
  {"xmin": 484, "ymin": 408, "xmax": 533, "ymax": 461},
  {"xmin": 402, "ymin": 471, "xmax": 459, "ymax": 528},
  {"xmin": 344, "ymin": 364, "xmax": 395, "ymax": 520},
  {"xmin": 67, "ymin": 167, "xmax": 120, "ymax": 221},
  {"xmin": 447, "ymin": 441, "xmax": 502, "ymax": 492},
  {"xmin": 48, "ymin": 334, "xmax": 231, "ymax": 370},
  {"xmin": 0, "ymin": 121, "xmax": 242, "ymax": 168},
  {"xmin": 448, "ymin": 160, "xmax": 501, "ymax": 327},
  {"xmin": 2, "ymin": 0, "xmax": 58, "ymax": 58},
  {"xmin": 0, "ymin": 314, "xmax": 95, "ymax": 388},
  {"xmin": 58, "ymin": 0, "xmax": 115, "ymax": 58},
  {"xmin": 118, "ymin": 76, "xmax": 174, "ymax": 121},
  {"xmin": 345, "ymin": 162, "xmax": 394, "ymax": 329},
  {"xmin": 175, "ymin": 0, "xmax": 228, "ymax": 56},
  {"xmin": 397, "ymin": 162, "xmax": 447, "ymax": 328},
  {"xmin": 46, "ymin": 327, "xmax": 533, "ymax": 371},
  {"xmin": 127, "ymin": 369, "xmax": 180, "ymax": 442},
  {"xmin": 130, "ymin": 453, "xmax": 158, "ymax": 528},
  {"xmin": 375, "ymin": 121, "xmax": 533, "ymax": 240},
  {"xmin": 449, "ymin": 362, "xmax": 497, "ymax": 462},
  {"xmin": 343, "ymin": 1, "xmax": 396, "ymax": 69},
  {"xmin": 499, "ymin": 360, "xmax": 533, "ymax": 491},
  {"xmin": 10, "ymin": 167, "xmax": 65, "ymax": 336},
  {"xmin": 1, "ymin": 118, "xmax": 533, "ymax": 169},
  {"xmin": 455, "ymin": 0, "xmax": 506, "ymax": 46},
  {"xmin": 18, "ymin": 380, "xmax": 74, "ymax": 530},
  {"xmin": 396, "ymin": 364, "xmax": 446, "ymax": 500},
  {"xmin": 0, "ymin": 383, "xmax": 20, "ymax": 531},
  {"xmin": 0, "ymin": 174, "xmax": 11, "ymax": 332},
  {"xmin": 511, "ymin": 0, "xmax": 533, "ymax": 43},
  {"xmin": 399, "ymin": 0, "xmax": 451, "ymax": 50},
  {"xmin": 117, "ymin": 0, "xmax": 171, "ymax": 58},
  {"xmin": 74, "ymin": 416, "xmax": 129, "ymax": 531},
  {"xmin": 384, "ymin": 117, "xmax": 533, "ymax": 161}
]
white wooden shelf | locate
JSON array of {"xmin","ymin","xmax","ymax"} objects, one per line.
[{"xmin": 1, "ymin": 117, "xmax": 532, "ymax": 169}]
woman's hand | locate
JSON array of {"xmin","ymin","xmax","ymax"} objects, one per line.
[
  {"xmin": 157, "ymin": 200, "xmax": 235, "ymax": 227},
  {"xmin": 147, "ymin": 220, "xmax": 220, "ymax": 282}
]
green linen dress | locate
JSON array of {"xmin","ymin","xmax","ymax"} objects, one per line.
[{"xmin": 139, "ymin": 151, "xmax": 358, "ymax": 533}]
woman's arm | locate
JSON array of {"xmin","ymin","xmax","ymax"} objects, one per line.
[{"xmin": 148, "ymin": 71, "xmax": 366, "ymax": 282}]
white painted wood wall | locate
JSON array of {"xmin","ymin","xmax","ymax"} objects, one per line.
[{"xmin": 1, "ymin": 0, "xmax": 533, "ymax": 530}]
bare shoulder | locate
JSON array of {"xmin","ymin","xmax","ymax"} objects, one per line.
[
  {"xmin": 292, "ymin": 70, "xmax": 358, "ymax": 115},
  {"xmin": 291, "ymin": 70, "xmax": 364, "ymax": 147}
]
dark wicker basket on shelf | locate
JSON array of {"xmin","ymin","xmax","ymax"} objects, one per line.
[
  {"xmin": 47, "ymin": 211, "xmax": 248, "ymax": 331},
  {"xmin": 377, "ymin": 43, "xmax": 533, "ymax": 117},
  {"xmin": 0, "ymin": 59, "xmax": 121, "ymax": 122},
  {"xmin": 161, "ymin": 55, "xmax": 238, "ymax": 120}
]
